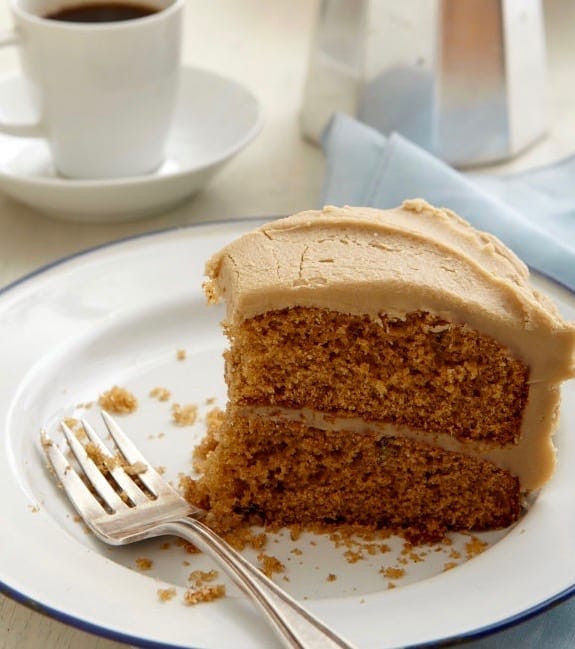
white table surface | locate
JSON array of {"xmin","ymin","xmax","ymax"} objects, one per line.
[{"xmin": 1, "ymin": 1, "xmax": 574, "ymax": 647}]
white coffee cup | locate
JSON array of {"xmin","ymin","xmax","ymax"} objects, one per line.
[{"xmin": 0, "ymin": 0, "xmax": 184, "ymax": 179}]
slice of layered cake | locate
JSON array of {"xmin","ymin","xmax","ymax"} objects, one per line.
[{"xmin": 185, "ymin": 200, "xmax": 575, "ymax": 541}]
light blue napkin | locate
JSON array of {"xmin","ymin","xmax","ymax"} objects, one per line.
[
  {"xmin": 321, "ymin": 113, "xmax": 575, "ymax": 293},
  {"xmin": 321, "ymin": 112, "xmax": 575, "ymax": 647}
]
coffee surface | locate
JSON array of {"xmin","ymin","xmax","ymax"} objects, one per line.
[{"xmin": 45, "ymin": 2, "xmax": 158, "ymax": 22}]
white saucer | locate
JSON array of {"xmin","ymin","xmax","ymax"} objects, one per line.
[{"xmin": 0, "ymin": 66, "xmax": 263, "ymax": 222}]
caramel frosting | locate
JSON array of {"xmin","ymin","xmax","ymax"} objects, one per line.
[{"xmin": 205, "ymin": 200, "xmax": 575, "ymax": 489}]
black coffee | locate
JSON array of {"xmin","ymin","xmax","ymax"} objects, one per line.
[{"xmin": 45, "ymin": 2, "xmax": 158, "ymax": 22}]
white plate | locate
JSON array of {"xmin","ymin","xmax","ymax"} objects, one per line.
[
  {"xmin": 1, "ymin": 219, "xmax": 575, "ymax": 649},
  {"xmin": 0, "ymin": 67, "xmax": 263, "ymax": 222}
]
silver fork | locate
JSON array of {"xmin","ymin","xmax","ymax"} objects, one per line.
[{"xmin": 41, "ymin": 410, "xmax": 358, "ymax": 649}]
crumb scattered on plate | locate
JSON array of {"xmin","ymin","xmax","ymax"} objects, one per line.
[
  {"xmin": 124, "ymin": 461, "xmax": 148, "ymax": 476},
  {"xmin": 188, "ymin": 569, "xmax": 219, "ymax": 587},
  {"xmin": 75, "ymin": 401, "xmax": 94, "ymax": 410},
  {"xmin": 157, "ymin": 587, "xmax": 177, "ymax": 602},
  {"xmin": 62, "ymin": 417, "xmax": 86, "ymax": 439},
  {"xmin": 465, "ymin": 536, "xmax": 488, "ymax": 559},
  {"xmin": 343, "ymin": 550, "xmax": 363, "ymax": 564},
  {"xmin": 135, "ymin": 557, "xmax": 153, "ymax": 571},
  {"xmin": 149, "ymin": 387, "xmax": 171, "ymax": 402},
  {"xmin": 98, "ymin": 386, "xmax": 138, "ymax": 414},
  {"xmin": 84, "ymin": 443, "xmax": 147, "ymax": 488},
  {"xmin": 380, "ymin": 566, "xmax": 406, "ymax": 580},
  {"xmin": 183, "ymin": 584, "xmax": 225, "ymax": 605},
  {"xmin": 171, "ymin": 403, "xmax": 198, "ymax": 426},
  {"xmin": 257, "ymin": 553, "xmax": 285, "ymax": 578}
]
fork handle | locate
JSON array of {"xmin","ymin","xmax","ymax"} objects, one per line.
[{"xmin": 162, "ymin": 519, "xmax": 358, "ymax": 649}]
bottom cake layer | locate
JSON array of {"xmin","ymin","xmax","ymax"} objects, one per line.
[{"xmin": 184, "ymin": 411, "xmax": 522, "ymax": 542}]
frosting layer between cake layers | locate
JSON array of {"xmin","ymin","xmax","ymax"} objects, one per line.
[{"xmin": 205, "ymin": 200, "xmax": 575, "ymax": 491}]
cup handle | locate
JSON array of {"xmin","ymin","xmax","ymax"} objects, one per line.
[{"xmin": 0, "ymin": 29, "xmax": 44, "ymax": 137}]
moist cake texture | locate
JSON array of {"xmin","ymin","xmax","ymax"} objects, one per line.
[{"xmin": 185, "ymin": 200, "xmax": 575, "ymax": 541}]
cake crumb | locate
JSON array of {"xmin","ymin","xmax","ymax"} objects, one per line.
[
  {"xmin": 257, "ymin": 553, "xmax": 285, "ymax": 578},
  {"xmin": 326, "ymin": 573, "xmax": 337, "ymax": 582},
  {"xmin": 149, "ymin": 387, "xmax": 171, "ymax": 402},
  {"xmin": 343, "ymin": 549, "xmax": 363, "ymax": 564},
  {"xmin": 175, "ymin": 538, "xmax": 201, "ymax": 554},
  {"xmin": 171, "ymin": 403, "xmax": 198, "ymax": 426},
  {"xmin": 124, "ymin": 461, "xmax": 147, "ymax": 476},
  {"xmin": 84, "ymin": 441, "xmax": 147, "ymax": 486},
  {"xmin": 157, "ymin": 587, "xmax": 177, "ymax": 602},
  {"xmin": 176, "ymin": 349, "xmax": 187, "ymax": 361},
  {"xmin": 221, "ymin": 527, "xmax": 268, "ymax": 551},
  {"xmin": 183, "ymin": 584, "xmax": 225, "ymax": 605},
  {"xmin": 135, "ymin": 557, "xmax": 153, "ymax": 571},
  {"xmin": 188, "ymin": 569, "xmax": 219, "ymax": 587},
  {"xmin": 380, "ymin": 566, "xmax": 406, "ymax": 580},
  {"xmin": 252, "ymin": 533, "xmax": 268, "ymax": 549},
  {"xmin": 465, "ymin": 536, "xmax": 488, "ymax": 559},
  {"xmin": 360, "ymin": 542, "xmax": 382, "ymax": 556},
  {"xmin": 85, "ymin": 442, "xmax": 120, "ymax": 471},
  {"xmin": 63, "ymin": 417, "xmax": 87, "ymax": 440},
  {"xmin": 98, "ymin": 386, "xmax": 138, "ymax": 414}
]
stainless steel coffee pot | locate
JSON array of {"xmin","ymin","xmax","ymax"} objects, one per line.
[{"xmin": 301, "ymin": 0, "xmax": 547, "ymax": 167}]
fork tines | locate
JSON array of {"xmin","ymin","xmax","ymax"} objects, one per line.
[{"xmin": 42, "ymin": 411, "xmax": 172, "ymax": 516}]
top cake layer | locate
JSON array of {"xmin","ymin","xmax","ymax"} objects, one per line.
[{"xmin": 205, "ymin": 200, "xmax": 575, "ymax": 384}]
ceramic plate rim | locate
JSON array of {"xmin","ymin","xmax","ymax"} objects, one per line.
[{"xmin": 1, "ymin": 218, "xmax": 575, "ymax": 649}]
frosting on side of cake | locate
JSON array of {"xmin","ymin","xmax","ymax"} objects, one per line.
[
  {"xmin": 234, "ymin": 386, "xmax": 559, "ymax": 491},
  {"xmin": 204, "ymin": 201, "xmax": 575, "ymax": 491}
]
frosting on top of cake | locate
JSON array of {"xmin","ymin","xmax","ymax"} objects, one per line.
[{"xmin": 205, "ymin": 200, "xmax": 575, "ymax": 383}]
